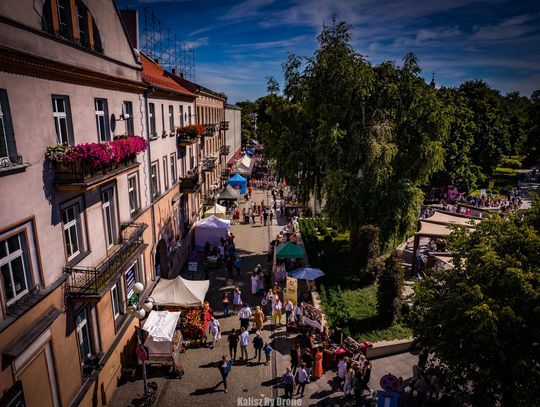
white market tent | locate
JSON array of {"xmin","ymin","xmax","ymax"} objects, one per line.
[
  {"xmin": 151, "ymin": 276, "xmax": 210, "ymax": 307},
  {"xmin": 142, "ymin": 310, "xmax": 181, "ymax": 358},
  {"xmin": 194, "ymin": 215, "xmax": 230, "ymax": 249},
  {"xmin": 427, "ymin": 211, "xmax": 480, "ymax": 227},
  {"xmin": 203, "ymin": 203, "xmax": 227, "ymax": 219},
  {"xmin": 234, "ymin": 155, "xmax": 254, "ymax": 176}
]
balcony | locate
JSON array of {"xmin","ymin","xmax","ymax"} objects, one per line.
[
  {"xmin": 202, "ymin": 157, "xmax": 217, "ymax": 172},
  {"xmin": 203, "ymin": 193, "xmax": 216, "ymax": 205},
  {"xmin": 203, "ymin": 124, "xmax": 217, "ymax": 137},
  {"xmin": 220, "ymin": 145, "xmax": 230, "ymax": 156},
  {"xmin": 220, "ymin": 121, "xmax": 230, "ymax": 130},
  {"xmin": 177, "ymin": 133, "xmax": 198, "ymax": 146},
  {"xmin": 177, "ymin": 125, "xmax": 204, "ymax": 146},
  {"xmin": 220, "ymin": 169, "xmax": 231, "ymax": 180},
  {"xmin": 66, "ymin": 223, "xmax": 147, "ymax": 297},
  {"xmin": 179, "ymin": 171, "xmax": 200, "ymax": 192}
]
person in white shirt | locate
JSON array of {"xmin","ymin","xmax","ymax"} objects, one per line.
[
  {"xmin": 239, "ymin": 303, "xmax": 252, "ymax": 330},
  {"xmin": 272, "ymin": 298, "xmax": 283, "ymax": 325},
  {"xmin": 284, "ymin": 300, "xmax": 294, "ymax": 323},
  {"xmin": 239, "ymin": 327, "xmax": 250, "ymax": 361},
  {"xmin": 208, "ymin": 316, "xmax": 221, "ymax": 348},
  {"xmin": 296, "ymin": 363, "xmax": 309, "ymax": 397},
  {"xmin": 293, "ymin": 303, "xmax": 302, "ymax": 324}
]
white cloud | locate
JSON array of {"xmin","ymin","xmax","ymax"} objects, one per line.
[{"xmin": 221, "ymin": 0, "xmax": 276, "ymax": 20}]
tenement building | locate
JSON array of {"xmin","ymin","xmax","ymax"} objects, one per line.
[{"xmin": 0, "ymin": 1, "xmax": 234, "ymax": 406}]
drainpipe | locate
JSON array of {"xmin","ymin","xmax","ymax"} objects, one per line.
[{"xmin": 143, "ymin": 87, "xmax": 157, "ymax": 279}]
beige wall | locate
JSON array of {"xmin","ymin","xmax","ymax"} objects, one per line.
[{"xmin": 225, "ymin": 106, "xmax": 242, "ymax": 161}]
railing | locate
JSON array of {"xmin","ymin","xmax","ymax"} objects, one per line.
[
  {"xmin": 53, "ymin": 157, "xmax": 138, "ymax": 187},
  {"xmin": 202, "ymin": 157, "xmax": 217, "ymax": 172},
  {"xmin": 179, "ymin": 171, "xmax": 200, "ymax": 192},
  {"xmin": 220, "ymin": 145, "xmax": 230, "ymax": 156},
  {"xmin": 203, "ymin": 124, "xmax": 216, "ymax": 136},
  {"xmin": 177, "ymin": 133, "xmax": 198, "ymax": 146},
  {"xmin": 220, "ymin": 121, "xmax": 230, "ymax": 130},
  {"xmin": 203, "ymin": 193, "xmax": 216, "ymax": 205},
  {"xmin": 220, "ymin": 169, "xmax": 231, "ymax": 180},
  {"xmin": 66, "ymin": 223, "xmax": 147, "ymax": 296}
]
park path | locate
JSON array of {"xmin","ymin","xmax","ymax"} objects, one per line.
[{"xmin": 110, "ymin": 189, "xmax": 419, "ymax": 407}]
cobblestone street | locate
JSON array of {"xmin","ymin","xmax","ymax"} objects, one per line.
[{"xmin": 110, "ymin": 189, "xmax": 418, "ymax": 407}]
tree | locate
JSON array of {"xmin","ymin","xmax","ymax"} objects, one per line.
[
  {"xmin": 377, "ymin": 251, "xmax": 405, "ymax": 322},
  {"xmin": 409, "ymin": 216, "xmax": 540, "ymax": 406},
  {"xmin": 236, "ymin": 100, "xmax": 258, "ymax": 145}
]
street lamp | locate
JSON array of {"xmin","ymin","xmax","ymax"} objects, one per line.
[{"xmin": 132, "ymin": 283, "xmax": 154, "ymax": 398}]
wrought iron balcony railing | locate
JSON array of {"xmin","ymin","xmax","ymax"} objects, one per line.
[
  {"xmin": 202, "ymin": 157, "xmax": 217, "ymax": 172},
  {"xmin": 220, "ymin": 169, "xmax": 231, "ymax": 180},
  {"xmin": 203, "ymin": 124, "xmax": 217, "ymax": 136},
  {"xmin": 220, "ymin": 145, "xmax": 230, "ymax": 156},
  {"xmin": 179, "ymin": 171, "xmax": 200, "ymax": 192},
  {"xmin": 203, "ymin": 193, "xmax": 216, "ymax": 205},
  {"xmin": 66, "ymin": 223, "xmax": 147, "ymax": 296},
  {"xmin": 177, "ymin": 133, "xmax": 198, "ymax": 146},
  {"xmin": 220, "ymin": 121, "xmax": 230, "ymax": 130},
  {"xmin": 52, "ymin": 157, "xmax": 139, "ymax": 190}
]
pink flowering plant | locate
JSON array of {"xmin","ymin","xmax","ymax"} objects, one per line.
[{"xmin": 46, "ymin": 136, "xmax": 148, "ymax": 168}]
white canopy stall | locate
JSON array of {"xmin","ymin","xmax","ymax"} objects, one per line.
[{"xmin": 151, "ymin": 276, "xmax": 209, "ymax": 308}]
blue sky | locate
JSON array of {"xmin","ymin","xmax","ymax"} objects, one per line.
[{"xmin": 116, "ymin": 0, "xmax": 540, "ymax": 103}]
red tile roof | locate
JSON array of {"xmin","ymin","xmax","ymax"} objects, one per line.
[{"xmin": 140, "ymin": 53, "xmax": 195, "ymax": 97}]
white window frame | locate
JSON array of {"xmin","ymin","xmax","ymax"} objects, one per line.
[
  {"xmin": 122, "ymin": 101, "xmax": 134, "ymax": 135},
  {"xmin": 128, "ymin": 173, "xmax": 139, "ymax": 216},
  {"xmin": 150, "ymin": 162, "xmax": 160, "ymax": 199},
  {"xmin": 149, "ymin": 103, "xmax": 156, "ymax": 136},
  {"xmin": 124, "ymin": 261, "xmax": 140, "ymax": 301},
  {"xmin": 101, "ymin": 188, "xmax": 117, "ymax": 248},
  {"xmin": 170, "ymin": 153, "xmax": 177, "ymax": 185},
  {"xmin": 0, "ymin": 233, "xmax": 30, "ymax": 305},
  {"xmin": 188, "ymin": 106, "xmax": 192, "ymax": 125},
  {"xmin": 0, "ymin": 100, "xmax": 7, "ymax": 160},
  {"xmin": 95, "ymin": 98, "xmax": 109, "ymax": 142},
  {"xmin": 162, "ymin": 156, "xmax": 169, "ymax": 190},
  {"xmin": 62, "ymin": 205, "xmax": 82, "ymax": 261},
  {"xmin": 179, "ymin": 105, "xmax": 184, "ymax": 127},
  {"xmin": 76, "ymin": 308, "xmax": 93, "ymax": 364},
  {"xmin": 52, "ymin": 96, "xmax": 71, "ymax": 144},
  {"xmin": 111, "ymin": 283, "xmax": 122, "ymax": 320},
  {"xmin": 169, "ymin": 105, "xmax": 174, "ymax": 132}
]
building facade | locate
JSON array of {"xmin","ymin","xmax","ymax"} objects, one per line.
[{"xmin": 224, "ymin": 104, "xmax": 242, "ymax": 167}]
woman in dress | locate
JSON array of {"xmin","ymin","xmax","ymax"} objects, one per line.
[
  {"xmin": 233, "ymin": 287, "xmax": 242, "ymax": 314},
  {"xmin": 251, "ymin": 272, "xmax": 259, "ymax": 295},
  {"xmin": 254, "ymin": 305, "xmax": 265, "ymax": 332},
  {"xmin": 312, "ymin": 347, "xmax": 323, "ymax": 379}
]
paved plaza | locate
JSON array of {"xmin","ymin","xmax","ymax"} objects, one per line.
[{"xmin": 110, "ymin": 189, "xmax": 418, "ymax": 407}]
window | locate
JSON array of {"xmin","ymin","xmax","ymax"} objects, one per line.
[
  {"xmin": 76, "ymin": 1, "xmax": 89, "ymax": 46},
  {"xmin": 52, "ymin": 96, "xmax": 73, "ymax": 145},
  {"xmin": 111, "ymin": 284, "xmax": 122, "ymax": 320},
  {"xmin": 163, "ymin": 156, "xmax": 169, "ymax": 190},
  {"xmin": 62, "ymin": 205, "xmax": 82, "ymax": 261},
  {"xmin": 0, "ymin": 233, "xmax": 33, "ymax": 305},
  {"xmin": 196, "ymin": 106, "xmax": 200, "ymax": 124},
  {"xmin": 124, "ymin": 262, "xmax": 140, "ymax": 302},
  {"xmin": 161, "ymin": 105, "xmax": 165, "ymax": 136},
  {"xmin": 179, "ymin": 105, "xmax": 184, "ymax": 127},
  {"xmin": 150, "ymin": 162, "xmax": 160, "ymax": 200},
  {"xmin": 128, "ymin": 174, "xmax": 140, "ymax": 216},
  {"xmin": 148, "ymin": 103, "xmax": 156, "ymax": 137},
  {"xmin": 57, "ymin": 0, "xmax": 71, "ymax": 38},
  {"xmin": 94, "ymin": 98, "xmax": 110, "ymax": 142},
  {"xmin": 169, "ymin": 105, "xmax": 174, "ymax": 132},
  {"xmin": 170, "ymin": 153, "xmax": 177, "ymax": 184},
  {"xmin": 101, "ymin": 188, "xmax": 117, "ymax": 248},
  {"xmin": 76, "ymin": 308, "xmax": 93, "ymax": 365},
  {"xmin": 0, "ymin": 89, "xmax": 18, "ymax": 162},
  {"xmin": 188, "ymin": 106, "xmax": 192, "ymax": 125},
  {"xmin": 122, "ymin": 101, "xmax": 134, "ymax": 135}
]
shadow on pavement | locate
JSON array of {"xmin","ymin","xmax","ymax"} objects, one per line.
[{"xmin": 189, "ymin": 383, "xmax": 222, "ymax": 396}]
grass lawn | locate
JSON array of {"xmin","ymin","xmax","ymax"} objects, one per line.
[{"xmin": 299, "ymin": 218, "xmax": 412, "ymax": 343}]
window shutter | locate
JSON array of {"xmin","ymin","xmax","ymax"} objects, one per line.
[
  {"xmin": 0, "ymin": 89, "xmax": 19, "ymax": 160},
  {"xmin": 64, "ymin": 96, "xmax": 75, "ymax": 145}
]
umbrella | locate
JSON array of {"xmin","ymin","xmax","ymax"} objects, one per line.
[{"xmin": 289, "ymin": 267, "xmax": 325, "ymax": 280}]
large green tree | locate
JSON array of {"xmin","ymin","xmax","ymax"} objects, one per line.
[{"xmin": 409, "ymin": 215, "xmax": 540, "ymax": 406}]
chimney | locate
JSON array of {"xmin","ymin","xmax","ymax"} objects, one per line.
[
  {"xmin": 172, "ymin": 68, "xmax": 177, "ymax": 76},
  {"xmin": 180, "ymin": 72, "xmax": 185, "ymax": 79},
  {"xmin": 119, "ymin": 9, "xmax": 139, "ymax": 50}
]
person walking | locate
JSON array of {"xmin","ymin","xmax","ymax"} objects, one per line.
[
  {"xmin": 251, "ymin": 272, "xmax": 259, "ymax": 295},
  {"xmin": 284, "ymin": 299, "xmax": 294, "ymax": 324},
  {"xmin": 228, "ymin": 329, "xmax": 239, "ymax": 360},
  {"xmin": 235, "ymin": 256, "xmax": 241, "ymax": 277},
  {"xmin": 263, "ymin": 341, "xmax": 273, "ymax": 365},
  {"xmin": 296, "ymin": 362, "xmax": 309, "ymax": 398},
  {"xmin": 263, "ymin": 210, "xmax": 268, "ymax": 226},
  {"xmin": 272, "ymin": 297, "xmax": 283, "ymax": 326},
  {"xmin": 281, "ymin": 367, "xmax": 296, "ymax": 399},
  {"xmin": 222, "ymin": 292, "xmax": 230, "ymax": 317},
  {"xmin": 233, "ymin": 288, "xmax": 242, "ymax": 314},
  {"xmin": 239, "ymin": 327, "xmax": 249, "ymax": 361},
  {"xmin": 313, "ymin": 347, "xmax": 323, "ymax": 379},
  {"xmin": 353, "ymin": 367, "xmax": 364, "ymax": 406},
  {"xmin": 269, "ymin": 210, "xmax": 274, "ymax": 225},
  {"xmin": 253, "ymin": 331, "xmax": 264, "ymax": 363},
  {"xmin": 343, "ymin": 361, "xmax": 354, "ymax": 396},
  {"xmin": 338, "ymin": 356, "xmax": 348, "ymax": 383},
  {"xmin": 290, "ymin": 345, "xmax": 301, "ymax": 375},
  {"xmin": 239, "ymin": 303, "xmax": 252, "ymax": 330},
  {"xmin": 208, "ymin": 316, "xmax": 221, "ymax": 348},
  {"xmin": 218, "ymin": 355, "xmax": 232, "ymax": 393},
  {"xmin": 251, "ymin": 211, "xmax": 256, "ymax": 224},
  {"xmin": 301, "ymin": 349, "xmax": 314, "ymax": 378},
  {"xmin": 254, "ymin": 306, "xmax": 265, "ymax": 332}
]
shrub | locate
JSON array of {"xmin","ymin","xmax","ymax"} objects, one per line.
[
  {"xmin": 377, "ymin": 251, "xmax": 405, "ymax": 323},
  {"xmin": 494, "ymin": 167, "xmax": 517, "ymax": 176},
  {"xmin": 351, "ymin": 224, "xmax": 380, "ymax": 270},
  {"xmin": 499, "ymin": 158, "xmax": 522, "ymax": 169}
]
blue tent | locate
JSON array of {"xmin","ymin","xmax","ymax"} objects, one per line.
[
  {"xmin": 228, "ymin": 173, "xmax": 247, "ymax": 194},
  {"xmin": 245, "ymin": 148, "xmax": 254, "ymax": 157}
]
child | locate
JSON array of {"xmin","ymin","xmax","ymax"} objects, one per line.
[{"xmin": 263, "ymin": 341, "xmax": 273, "ymax": 365}]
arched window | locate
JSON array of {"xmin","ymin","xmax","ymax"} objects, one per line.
[{"xmin": 41, "ymin": 0, "xmax": 103, "ymax": 53}]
